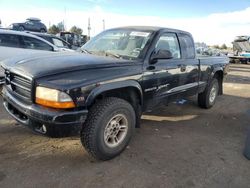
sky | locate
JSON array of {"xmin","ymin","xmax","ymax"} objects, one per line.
[{"xmin": 1, "ymin": 0, "xmax": 250, "ymax": 46}]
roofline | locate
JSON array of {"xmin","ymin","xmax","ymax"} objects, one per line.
[
  {"xmin": 0, "ymin": 29, "xmax": 58, "ymax": 49},
  {"xmin": 27, "ymin": 31, "xmax": 71, "ymax": 45},
  {"xmin": 26, "ymin": 17, "xmax": 41, "ymax": 21},
  {"xmin": 105, "ymin": 26, "xmax": 191, "ymax": 35}
]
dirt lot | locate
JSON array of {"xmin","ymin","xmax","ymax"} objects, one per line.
[{"xmin": 0, "ymin": 64, "xmax": 250, "ymax": 188}]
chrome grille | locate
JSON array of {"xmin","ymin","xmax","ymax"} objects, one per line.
[
  {"xmin": 7, "ymin": 72, "xmax": 32, "ymax": 101},
  {"xmin": 0, "ymin": 66, "xmax": 4, "ymax": 78}
]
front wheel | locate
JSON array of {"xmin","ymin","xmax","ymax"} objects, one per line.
[
  {"xmin": 81, "ymin": 97, "xmax": 136, "ymax": 160},
  {"xmin": 198, "ymin": 78, "xmax": 219, "ymax": 109}
]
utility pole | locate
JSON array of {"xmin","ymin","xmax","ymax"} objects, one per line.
[
  {"xmin": 88, "ymin": 17, "xmax": 91, "ymax": 40},
  {"xmin": 102, "ymin": 19, "xmax": 105, "ymax": 31}
]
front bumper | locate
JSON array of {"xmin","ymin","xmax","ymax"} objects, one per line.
[{"xmin": 2, "ymin": 87, "xmax": 88, "ymax": 126}]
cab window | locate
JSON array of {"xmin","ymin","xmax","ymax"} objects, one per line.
[
  {"xmin": 155, "ymin": 33, "xmax": 181, "ymax": 59},
  {"xmin": 52, "ymin": 38, "xmax": 68, "ymax": 48}
]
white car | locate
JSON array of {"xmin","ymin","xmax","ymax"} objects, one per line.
[{"xmin": 0, "ymin": 29, "xmax": 59, "ymax": 51}]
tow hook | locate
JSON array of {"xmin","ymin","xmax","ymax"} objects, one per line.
[{"xmin": 34, "ymin": 124, "xmax": 47, "ymax": 134}]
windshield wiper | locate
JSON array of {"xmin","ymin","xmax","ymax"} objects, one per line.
[
  {"xmin": 80, "ymin": 48, "xmax": 92, "ymax": 54},
  {"xmin": 104, "ymin": 51, "xmax": 121, "ymax": 59},
  {"xmin": 93, "ymin": 51, "xmax": 121, "ymax": 59},
  {"xmin": 83, "ymin": 50, "xmax": 121, "ymax": 59}
]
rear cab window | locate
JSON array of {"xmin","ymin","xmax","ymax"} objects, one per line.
[
  {"xmin": 52, "ymin": 38, "xmax": 68, "ymax": 48},
  {"xmin": 178, "ymin": 33, "xmax": 195, "ymax": 59},
  {"xmin": 39, "ymin": 36, "xmax": 53, "ymax": 44}
]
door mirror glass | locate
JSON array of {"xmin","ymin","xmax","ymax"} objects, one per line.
[{"xmin": 150, "ymin": 49, "xmax": 173, "ymax": 64}]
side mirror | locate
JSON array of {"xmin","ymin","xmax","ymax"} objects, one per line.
[{"xmin": 150, "ymin": 49, "xmax": 173, "ymax": 64}]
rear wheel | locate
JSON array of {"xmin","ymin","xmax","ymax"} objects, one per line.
[
  {"xmin": 81, "ymin": 97, "xmax": 135, "ymax": 160},
  {"xmin": 198, "ymin": 78, "xmax": 219, "ymax": 109}
]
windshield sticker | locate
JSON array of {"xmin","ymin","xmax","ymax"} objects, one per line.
[{"xmin": 130, "ymin": 31, "xmax": 150, "ymax": 37}]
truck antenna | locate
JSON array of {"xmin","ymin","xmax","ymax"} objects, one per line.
[{"xmin": 88, "ymin": 17, "xmax": 91, "ymax": 40}]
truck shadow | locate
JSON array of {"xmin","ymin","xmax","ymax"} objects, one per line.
[
  {"xmin": 224, "ymin": 75, "xmax": 250, "ymax": 84},
  {"xmin": 229, "ymin": 68, "xmax": 250, "ymax": 73},
  {"xmin": 141, "ymin": 93, "xmax": 250, "ymax": 125},
  {"xmin": 229, "ymin": 64, "xmax": 250, "ymax": 70}
]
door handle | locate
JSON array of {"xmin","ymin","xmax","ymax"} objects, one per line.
[
  {"xmin": 146, "ymin": 66, "xmax": 155, "ymax": 71},
  {"xmin": 178, "ymin": 64, "xmax": 186, "ymax": 72}
]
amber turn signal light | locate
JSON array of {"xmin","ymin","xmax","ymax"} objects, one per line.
[{"xmin": 36, "ymin": 98, "xmax": 75, "ymax": 109}]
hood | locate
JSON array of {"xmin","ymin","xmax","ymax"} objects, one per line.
[{"xmin": 1, "ymin": 52, "xmax": 130, "ymax": 79}]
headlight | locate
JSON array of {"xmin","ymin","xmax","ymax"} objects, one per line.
[{"xmin": 35, "ymin": 86, "xmax": 75, "ymax": 109}]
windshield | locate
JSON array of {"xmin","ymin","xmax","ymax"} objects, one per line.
[{"xmin": 82, "ymin": 29, "xmax": 152, "ymax": 60}]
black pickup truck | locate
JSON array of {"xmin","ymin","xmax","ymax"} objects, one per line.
[{"xmin": 1, "ymin": 26, "xmax": 229, "ymax": 160}]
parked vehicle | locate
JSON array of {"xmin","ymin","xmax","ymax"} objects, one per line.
[
  {"xmin": 0, "ymin": 65, "xmax": 4, "ymax": 85},
  {"xmin": 26, "ymin": 32, "xmax": 74, "ymax": 51},
  {"xmin": 229, "ymin": 35, "xmax": 250, "ymax": 64},
  {"xmin": 0, "ymin": 30, "xmax": 62, "ymax": 85},
  {"xmin": 9, "ymin": 18, "xmax": 47, "ymax": 33},
  {"xmin": 57, "ymin": 32, "xmax": 87, "ymax": 48},
  {"xmin": 1, "ymin": 26, "xmax": 229, "ymax": 160},
  {"xmin": 0, "ymin": 30, "xmax": 58, "ymax": 51}
]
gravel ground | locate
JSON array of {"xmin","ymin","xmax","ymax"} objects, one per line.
[{"xmin": 0, "ymin": 64, "xmax": 250, "ymax": 188}]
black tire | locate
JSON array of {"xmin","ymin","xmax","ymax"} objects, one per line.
[
  {"xmin": 81, "ymin": 97, "xmax": 136, "ymax": 160},
  {"xmin": 198, "ymin": 78, "xmax": 219, "ymax": 109},
  {"xmin": 18, "ymin": 26, "xmax": 25, "ymax": 31}
]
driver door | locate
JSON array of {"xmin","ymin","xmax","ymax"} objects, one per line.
[{"xmin": 142, "ymin": 32, "xmax": 186, "ymax": 110}]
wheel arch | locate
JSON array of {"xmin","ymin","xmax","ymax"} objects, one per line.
[
  {"xmin": 211, "ymin": 69, "xmax": 224, "ymax": 95},
  {"xmin": 85, "ymin": 80, "xmax": 143, "ymax": 110}
]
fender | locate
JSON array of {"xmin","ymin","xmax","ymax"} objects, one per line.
[
  {"xmin": 209, "ymin": 66, "xmax": 224, "ymax": 95},
  {"xmin": 211, "ymin": 67, "xmax": 223, "ymax": 77},
  {"xmin": 209, "ymin": 65, "xmax": 224, "ymax": 82},
  {"xmin": 209, "ymin": 57, "xmax": 229, "ymax": 80},
  {"xmin": 85, "ymin": 80, "xmax": 143, "ymax": 107}
]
